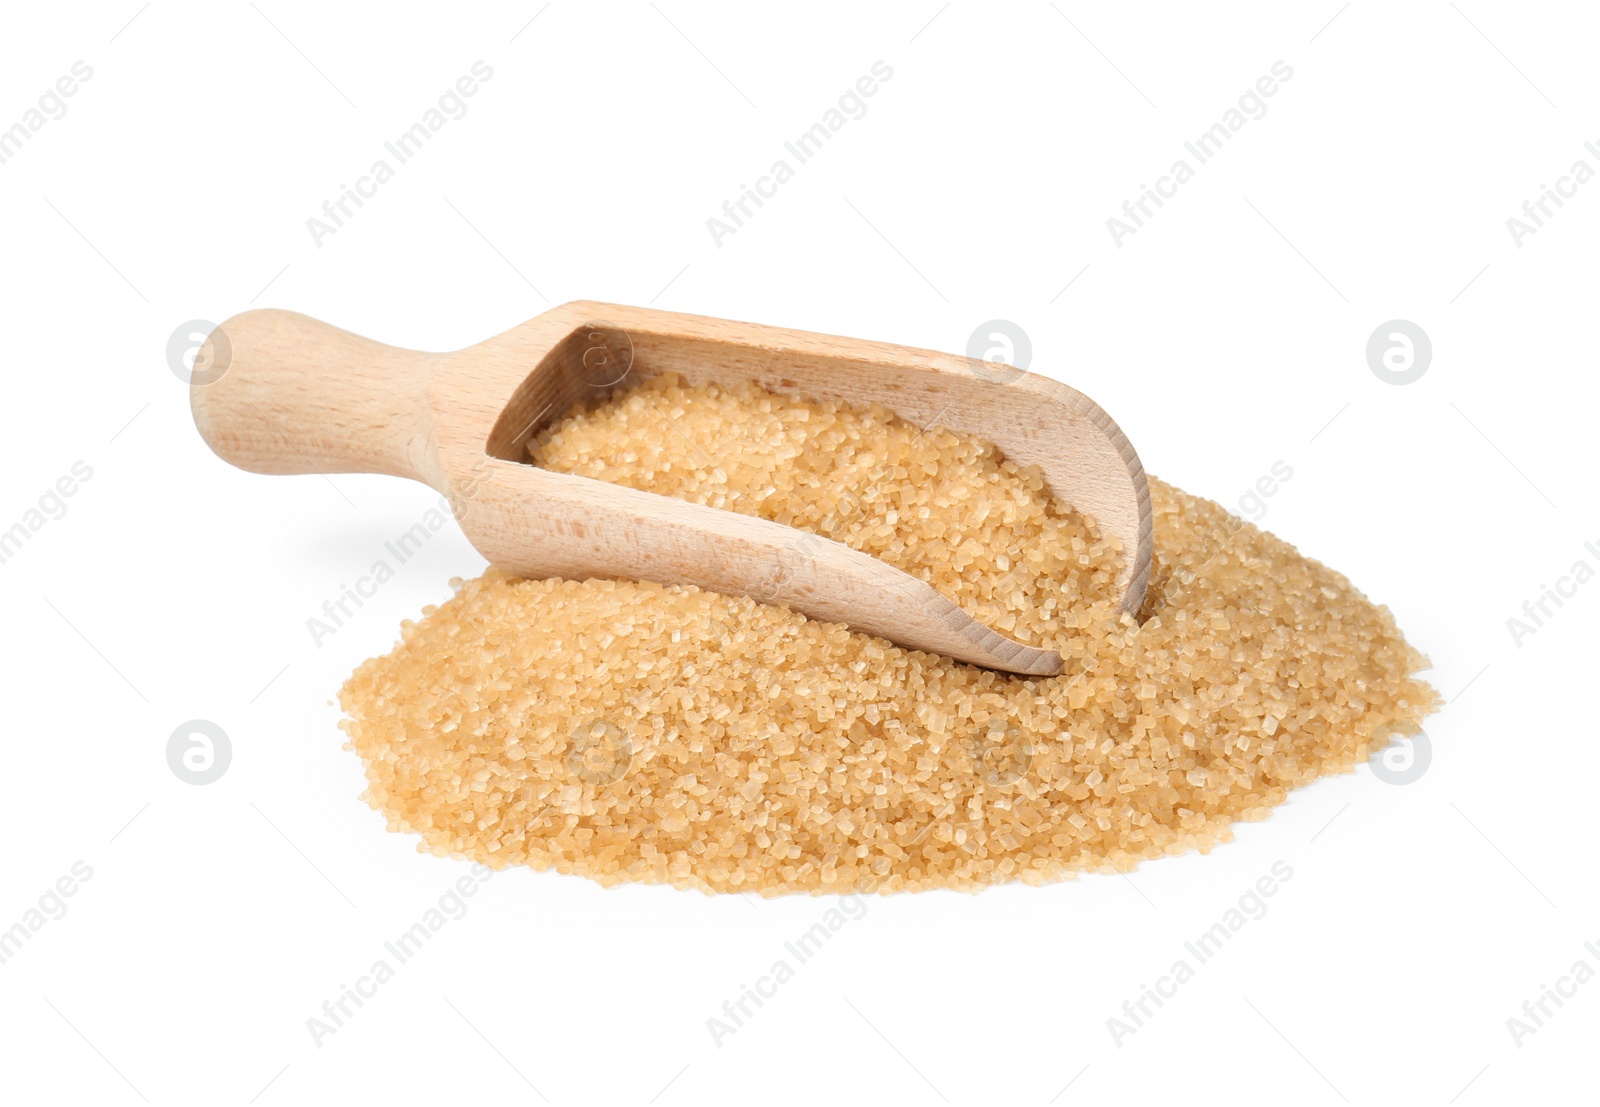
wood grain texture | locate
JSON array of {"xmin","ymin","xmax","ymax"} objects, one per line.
[{"xmin": 191, "ymin": 302, "xmax": 1153, "ymax": 676}]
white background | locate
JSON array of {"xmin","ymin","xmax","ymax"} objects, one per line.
[{"xmin": 1, "ymin": 2, "xmax": 1594, "ymax": 1104}]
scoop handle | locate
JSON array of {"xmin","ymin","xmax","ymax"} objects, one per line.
[{"xmin": 189, "ymin": 309, "xmax": 438, "ymax": 483}]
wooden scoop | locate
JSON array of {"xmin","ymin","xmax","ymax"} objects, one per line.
[{"xmin": 190, "ymin": 302, "xmax": 1151, "ymax": 676}]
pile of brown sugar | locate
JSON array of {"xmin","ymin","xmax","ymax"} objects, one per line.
[{"xmin": 340, "ymin": 375, "xmax": 1438, "ymax": 894}]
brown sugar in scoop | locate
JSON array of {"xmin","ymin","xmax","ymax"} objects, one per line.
[{"xmin": 191, "ymin": 301, "xmax": 1152, "ymax": 676}]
